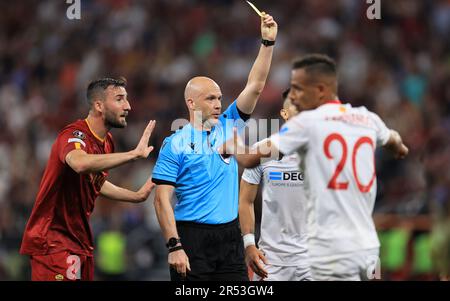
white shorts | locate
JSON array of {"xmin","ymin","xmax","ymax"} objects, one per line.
[
  {"xmin": 309, "ymin": 248, "xmax": 380, "ymax": 281},
  {"xmin": 252, "ymin": 264, "xmax": 312, "ymax": 281}
]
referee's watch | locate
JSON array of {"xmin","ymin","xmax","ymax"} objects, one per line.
[
  {"xmin": 261, "ymin": 39, "xmax": 275, "ymax": 47},
  {"xmin": 166, "ymin": 237, "xmax": 181, "ymax": 248}
]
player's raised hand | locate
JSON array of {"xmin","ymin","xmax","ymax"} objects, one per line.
[
  {"xmin": 133, "ymin": 120, "xmax": 156, "ymax": 159},
  {"xmin": 261, "ymin": 13, "xmax": 277, "ymax": 42},
  {"xmin": 245, "ymin": 245, "xmax": 268, "ymax": 279}
]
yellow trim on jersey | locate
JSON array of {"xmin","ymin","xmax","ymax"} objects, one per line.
[{"xmin": 84, "ymin": 118, "xmax": 105, "ymax": 143}]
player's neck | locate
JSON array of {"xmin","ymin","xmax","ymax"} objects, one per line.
[
  {"xmin": 85, "ymin": 114, "xmax": 108, "ymax": 141},
  {"xmin": 321, "ymin": 95, "xmax": 339, "ymax": 105}
]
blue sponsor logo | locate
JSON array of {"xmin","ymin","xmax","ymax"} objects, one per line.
[
  {"xmin": 269, "ymin": 171, "xmax": 304, "ymax": 181},
  {"xmin": 269, "ymin": 171, "xmax": 282, "ymax": 180}
]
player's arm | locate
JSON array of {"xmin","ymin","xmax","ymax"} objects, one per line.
[
  {"xmin": 219, "ymin": 128, "xmax": 280, "ymax": 168},
  {"xmin": 65, "ymin": 120, "xmax": 155, "ymax": 174},
  {"xmin": 384, "ymin": 130, "xmax": 409, "ymax": 159},
  {"xmin": 236, "ymin": 14, "xmax": 277, "ymax": 115},
  {"xmin": 239, "ymin": 178, "xmax": 268, "ymax": 279},
  {"xmin": 153, "ymin": 184, "xmax": 190, "ymax": 277},
  {"xmin": 99, "ymin": 179, "xmax": 155, "ymax": 203}
]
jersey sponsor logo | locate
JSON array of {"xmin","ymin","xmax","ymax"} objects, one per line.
[
  {"xmin": 72, "ymin": 130, "xmax": 86, "ymax": 140},
  {"xmin": 269, "ymin": 171, "xmax": 304, "ymax": 181},
  {"xmin": 55, "ymin": 274, "xmax": 64, "ymax": 281}
]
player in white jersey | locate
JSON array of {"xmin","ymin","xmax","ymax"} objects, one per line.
[
  {"xmin": 239, "ymin": 89, "xmax": 311, "ymax": 281},
  {"xmin": 221, "ymin": 54, "xmax": 408, "ymax": 281}
]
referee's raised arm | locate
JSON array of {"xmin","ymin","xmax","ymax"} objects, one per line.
[{"xmin": 236, "ymin": 13, "xmax": 278, "ymax": 115}]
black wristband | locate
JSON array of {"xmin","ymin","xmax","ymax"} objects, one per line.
[
  {"xmin": 261, "ymin": 39, "xmax": 275, "ymax": 47},
  {"xmin": 168, "ymin": 245, "xmax": 184, "ymax": 253}
]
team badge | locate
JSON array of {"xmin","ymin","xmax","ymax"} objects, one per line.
[{"xmin": 72, "ymin": 130, "xmax": 85, "ymax": 140}]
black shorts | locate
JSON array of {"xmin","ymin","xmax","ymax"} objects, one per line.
[{"xmin": 170, "ymin": 218, "xmax": 248, "ymax": 281}]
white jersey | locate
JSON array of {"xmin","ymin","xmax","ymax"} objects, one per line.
[
  {"xmin": 271, "ymin": 101, "xmax": 391, "ymax": 258},
  {"xmin": 242, "ymin": 151, "xmax": 309, "ymax": 266}
]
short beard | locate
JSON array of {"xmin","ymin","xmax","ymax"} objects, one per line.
[{"xmin": 104, "ymin": 110, "xmax": 126, "ymax": 128}]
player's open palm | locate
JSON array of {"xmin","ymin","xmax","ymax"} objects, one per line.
[
  {"xmin": 169, "ymin": 249, "xmax": 191, "ymax": 278},
  {"xmin": 261, "ymin": 13, "xmax": 277, "ymax": 41},
  {"xmin": 245, "ymin": 245, "xmax": 268, "ymax": 279},
  {"xmin": 134, "ymin": 120, "xmax": 156, "ymax": 159}
]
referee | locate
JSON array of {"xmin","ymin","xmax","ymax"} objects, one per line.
[{"xmin": 152, "ymin": 13, "xmax": 278, "ymax": 281}]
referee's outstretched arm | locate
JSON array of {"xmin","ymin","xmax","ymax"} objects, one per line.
[{"xmin": 235, "ymin": 13, "xmax": 278, "ymax": 115}]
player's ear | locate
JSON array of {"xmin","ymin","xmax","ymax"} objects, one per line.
[
  {"xmin": 317, "ymin": 83, "xmax": 326, "ymax": 100},
  {"xmin": 94, "ymin": 99, "xmax": 104, "ymax": 113},
  {"xmin": 280, "ymin": 109, "xmax": 288, "ymax": 121}
]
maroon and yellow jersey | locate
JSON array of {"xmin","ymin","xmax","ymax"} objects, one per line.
[{"xmin": 20, "ymin": 119, "xmax": 114, "ymax": 256}]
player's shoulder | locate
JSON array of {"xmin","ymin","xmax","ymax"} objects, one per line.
[
  {"xmin": 58, "ymin": 119, "xmax": 88, "ymax": 139},
  {"xmin": 347, "ymin": 104, "xmax": 385, "ymax": 122},
  {"xmin": 285, "ymin": 109, "xmax": 316, "ymax": 128}
]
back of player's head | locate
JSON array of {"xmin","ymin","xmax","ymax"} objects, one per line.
[
  {"xmin": 292, "ymin": 54, "xmax": 336, "ymax": 75},
  {"xmin": 86, "ymin": 77, "xmax": 127, "ymax": 106}
]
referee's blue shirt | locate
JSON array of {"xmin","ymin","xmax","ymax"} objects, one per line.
[{"xmin": 152, "ymin": 101, "xmax": 248, "ymax": 224}]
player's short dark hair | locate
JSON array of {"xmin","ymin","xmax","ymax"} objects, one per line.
[
  {"xmin": 292, "ymin": 54, "xmax": 337, "ymax": 79},
  {"xmin": 86, "ymin": 77, "xmax": 127, "ymax": 106},
  {"xmin": 282, "ymin": 88, "xmax": 290, "ymax": 100}
]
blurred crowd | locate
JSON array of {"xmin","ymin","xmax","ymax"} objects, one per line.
[{"xmin": 0, "ymin": 0, "xmax": 449, "ymax": 280}]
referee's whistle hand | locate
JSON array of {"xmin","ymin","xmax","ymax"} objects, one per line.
[{"xmin": 169, "ymin": 249, "xmax": 191, "ymax": 277}]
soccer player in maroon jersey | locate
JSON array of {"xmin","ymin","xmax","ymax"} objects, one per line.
[{"xmin": 20, "ymin": 77, "xmax": 156, "ymax": 281}]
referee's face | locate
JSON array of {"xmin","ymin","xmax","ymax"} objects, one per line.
[
  {"xmin": 102, "ymin": 86, "xmax": 131, "ymax": 128},
  {"xmin": 194, "ymin": 84, "xmax": 222, "ymax": 128}
]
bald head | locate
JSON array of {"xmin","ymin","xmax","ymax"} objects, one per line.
[
  {"xmin": 184, "ymin": 76, "xmax": 223, "ymax": 128},
  {"xmin": 184, "ymin": 77, "xmax": 221, "ymax": 101}
]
